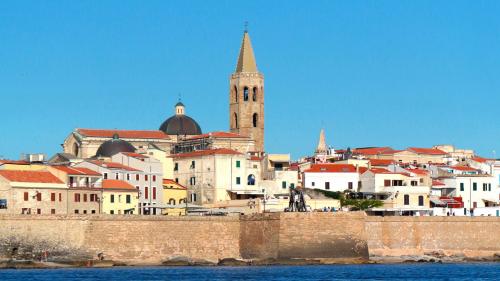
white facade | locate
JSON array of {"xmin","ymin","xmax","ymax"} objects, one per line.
[
  {"xmin": 303, "ymin": 171, "xmax": 360, "ymax": 192},
  {"xmin": 442, "ymin": 175, "xmax": 498, "ymax": 210}
]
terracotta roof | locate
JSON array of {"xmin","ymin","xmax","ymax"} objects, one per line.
[
  {"xmin": 76, "ymin": 128, "xmax": 170, "ymax": 140},
  {"xmin": 451, "ymin": 165, "xmax": 477, "ymax": 172},
  {"xmin": 163, "ymin": 179, "xmax": 186, "ymax": 189},
  {"xmin": 367, "ymin": 168, "xmax": 409, "ymax": 176},
  {"xmin": 379, "ymin": 149, "xmax": 405, "ymax": 155},
  {"xmin": 405, "ymin": 169, "xmax": 429, "ymax": 176},
  {"xmin": 0, "ymin": 159, "xmax": 31, "ymax": 165},
  {"xmin": 186, "ymin": 131, "xmax": 247, "ymax": 140},
  {"xmin": 249, "ymin": 156, "xmax": 263, "ymax": 161},
  {"xmin": 121, "ymin": 152, "xmax": 148, "ymax": 159},
  {"xmin": 432, "ymin": 180, "xmax": 446, "ymax": 186},
  {"xmin": 0, "ymin": 170, "xmax": 64, "ymax": 184},
  {"xmin": 89, "ymin": 160, "xmax": 140, "ymax": 172},
  {"xmin": 471, "ymin": 156, "xmax": 491, "ymax": 163},
  {"xmin": 353, "ymin": 147, "xmax": 393, "ymax": 155},
  {"xmin": 369, "ymin": 159, "xmax": 395, "ymax": 166},
  {"xmin": 407, "ymin": 147, "xmax": 447, "ymax": 155},
  {"xmin": 305, "ymin": 164, "xmax": 368, "ymax": 174},
  {"xmin": 102, "ymin": 179, "xmax": 136, "ymax": 190},
  {"xmin": 51, "ymin": 165, "xmax": 102, "ymax": 176},
  {"xmin": 173, "ymin": 148, "xmax": 242, "ymax": 158}
]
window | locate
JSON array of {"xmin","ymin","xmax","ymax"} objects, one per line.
[
  {"xmin": 74, "ymin": 209, "xmax": 79, "ymax": 214},
  {"xmin": 169, "ymin": 198, "xmax": 176, "ymax": 205},
  {"xmin": 190, "ymin": 177, "xmax": 196, "ymax": 186},
  {"xmin": 325, "ymin": 182, "xmax": 330, "ymax": 190},
  {"xmin": 290, "ymin": 183, "xmax": 295, "ymax": 189},
  {"xmin": 83, "ymin": 210, "xmax": 87, "ymax": 214},
  {"xmin": 22, "ymin": 208, "xmax": 31, "ymax": 215},
  {"xmin": 252, "ymin": 113, "xmax": 258, "ymax": 128},
  {"xmin": 175, "ymin": 178, "xmax": 179, "ymax": 183},
  {"xmin": 311, "ymin": 182, "xmax": 315, "ymax": 187},
  {"xmin": 234, "ymin": 113, "xmax": 238, "ymax": 129},
  {"xmin": 483, "ymin": 183, "xmax": 487, "ymax": 191},
  {"xmin": 145, "ymin": 187, "xmax": 149, "ymax": 199},
  {"xmin": 348, "ymin": 182, "xmax": 353, "ymax": 190},
  {"xmin": 59, "ymin": 193, "xmax": 62, "ymax": 202},
  {"xmin": 247, "ymin": 174, "xmax": 256, "ymax": 185},
  {"xmin": 91, "ymin": 210, "xmax": 96, "ymax": 214},
  {"xmin": 152, "ymin": 187, "xmax": 157, "ymax": 200},
  {"xmin": 236, "ymin": 160, "xmax": 241, "ymax": 168},
  {"xmin": 191, "ymin": 193, "xmax": 197, "ymax": 202},
  {"xmin": 136, "ymin": 174, "xmax": 139, "ymax": 181},
  {"xmin": 174, "ymin": 163, "xmax": 179, "ymax": 171},
  {"xmin": 234, "ymin": 85, "xmax": 238, "ymax": 102},
  {"xmin": 418, "ymin": 196, "xmax": 424, "ymax": 206},
  {"xmin": 392, "ymin": 180, "xmax": 403, "ymax": 186},
  {"xmin": 404, "ymin": 195, "xmax": 410, "ymax": 205},
  {"xmin": 36, "ymin": 209, "xmax": 41, "ymax": 215},
  {"xmin": 104, "ymin": 173, "xmax": 108, "ymax": 180},
  {"xmin": 473, "ymin": 182, "xmax": 477, "ymax": 191},
  {"xmin": 384, "ymin": 180, "xmax": 391, "ymax": 187},
  {"xmin": 115, "ymin": 173, "xmax": 119, "ymax": 180},
  {"xmin": 127, "ymin": 174, "xmax": 130, "ymax": 181},
  {"xmin": 74, "ymin": 193, "xmax": 81, "ymax": 202},
  {"xmin": 110, "ymin": 194, "xmax": 115, "ymax": 203},
  {"xmin": 282, "ymin": 181, "xmax": 287, "ymax": 189},
  {"xmin": 252, "ymin": 87, "xmax": 257, "ymax": 101},
  {"xmin": 50, "ymin": 193, "xmax": 56, "ymax": 202},
  {"xmin": 243, "ymin": 86, "xmax": 249, "ymax": 101},
  {"xmin": 126, "ymin": 195, "xmax": 131, "ymax": 204},
  {"xmin": 190, "ymin": 161, "xmax": 196, "ymax": 169},
  {"xmin": 83, "ymin": 194, "xmax": 88, "ymax": 202},
  {"xmin": 488, "ymin": 183, "xmax": 492, "ymax": 191},
  {"xmin": 460, "ymin": 182, "xmax": 464, "ymax": 191},
  {"xmin": 153, "ymin": 175, "xmax": 156, "ymax": 182},
  {"xmin": 236, "ymin": 177, "xmax": 241, "ymax": 185},
  {"xmin": 51, "ymin": 209, "xmax": 56, "ymax": 215},
  {"xmin": 36, "ymin": 192, "xmax": 42, "ymax": 201},
  {"xmin": 145, "ymin": 175, "xmax": 148, "ymax": 181},
  {"xmin": 24, "ymin": 192, "xmax": 29, "ymax": 201},
  {"xmin": 358, "ymin": 181, "xmax": 362, "ymax": 188},
  {"xmin": 110, "ymin": 210, "xmax": 114, "ymax": 214},
  {"xmin": 411, "ymin": 181, "xmax": 418, "ymax": 186}
]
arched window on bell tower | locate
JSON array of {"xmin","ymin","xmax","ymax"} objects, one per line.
[
  {"xmin": 252, "ymin": 87, "xmax": 257, "ymax": 101},
  {"xmin": 243, "ymin": 87, "xmax": 249, "ymax": 101},
  {"xmin": 234, "ymin": 113, "xmax": 239, "ymax": 129},
  {"xmin": 234, "ymin": 86, "xmax": 238, "ymax": 102},
  {"xmin": 253, "ymin": 113, "xmax": 258, "ymax": 127}
]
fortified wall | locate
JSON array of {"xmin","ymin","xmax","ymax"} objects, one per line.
[{"xmin": 0, "ymin": 213, "xmax": 499, "ymax": 265}]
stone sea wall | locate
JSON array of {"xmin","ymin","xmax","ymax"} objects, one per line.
[{"xmin": 0, "ymin": 213, "xmax": 499, "ymax": 265}]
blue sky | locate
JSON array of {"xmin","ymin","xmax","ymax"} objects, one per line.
[{"xmin": 0, "ymin": 1, "xmax": 499, "ymax": 160}]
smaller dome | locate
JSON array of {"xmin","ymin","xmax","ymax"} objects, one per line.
[
  {"xmin": 95, "ymin": 134, "xmax": 136, "ymax": 157},
  {"xmin": 175, "ymin": 101, "xmax": 185, "ymax": 107}
]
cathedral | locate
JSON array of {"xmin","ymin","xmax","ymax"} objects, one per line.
[{"xmin": 61, "ymin": 30, "xmax": 265, "ymax": 159}]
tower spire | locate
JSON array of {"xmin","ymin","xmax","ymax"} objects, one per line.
[
  {"xmin": 235, "ymin": 29, "xmax": 258, "ymax": 73},
  {"xmin": 315, "ymin": 129, "xmax": 328, "ymax": 155}
]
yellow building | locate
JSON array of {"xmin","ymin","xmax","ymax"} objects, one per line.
[
  {"xmin": 101, "ymin": 179, "xmax": 138, "ymax": 215},
  {"xmin": 162, "ymin": 179, "xmax": 187, "ymax": 216}
]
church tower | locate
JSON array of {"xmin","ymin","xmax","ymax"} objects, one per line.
[{"xmin": 229, "ymin": 30, "xmax": 265, "ymax": 152}]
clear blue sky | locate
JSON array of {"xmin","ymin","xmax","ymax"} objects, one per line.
[{"xmin": 0, "ymin": 0, "xmax": 499, "ymax": 160}]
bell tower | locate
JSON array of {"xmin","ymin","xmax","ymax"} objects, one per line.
[{"xmin": 229, "ymin": 30, "xmax": 265, "ymax": 152}]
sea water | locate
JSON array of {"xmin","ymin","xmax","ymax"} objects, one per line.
[{"xmin": 1, "ymin": 263, "xmax": 499, "ymax": 281}]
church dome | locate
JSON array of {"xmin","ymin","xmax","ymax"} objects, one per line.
[
  {"xmin": 95, "ymin": 134, "xmax": 136, "ymax": 157},
  {"xmin": 159, "ymin": 101, "xmax": 202, "ymax": 135}
]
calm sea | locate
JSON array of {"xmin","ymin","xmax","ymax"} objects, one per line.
[{"xmin": 1, "ymin": 264, "xmax": 499, "ymax": 281}]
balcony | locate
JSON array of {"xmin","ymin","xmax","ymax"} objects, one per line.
[{"xmin": 68, "ymin": 182, "xmax": 102, "ymax": 188}]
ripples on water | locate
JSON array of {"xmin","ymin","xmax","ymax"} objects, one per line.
[{"xmin": 1, "ymin": 264, "xmax": 499, "ymax": 281}]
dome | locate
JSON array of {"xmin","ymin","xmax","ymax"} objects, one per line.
[
  {"xmin": 159, "ymin": 101, "xmax": 202, "ymax": 135},
  {"xmin": 159, "ymin": 115, "xmax": 202, "ymax": 135},
  {"xmin": 95, "ymin": 134, "xmax": 136, "ymax": 157}
]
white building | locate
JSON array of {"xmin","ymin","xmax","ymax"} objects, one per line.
[
  {"xmin": 442, "ymin": 175, "xmax": 498, "ymax": 210},
  {"xmin": 303, "ymin": 164, "xmax": 364, "ymax": 192}
]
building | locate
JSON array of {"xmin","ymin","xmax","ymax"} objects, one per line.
[
  {"xmin": 303, "ymin": 164, "xmax": 366, "ymax": 192},
  {"xmin": 162, "ymin": 179, "xmax": 187, "ymax": 216},
  {"xmin": 173, "ymin": 131, "xmax": 255, "ymax": 154},
  {"xmin": 159, "ymin": 101, "xmax": 203, "ymax": 142},
  {"xmin": 0, "ymin": 170, "xmax": 68, "ymax": 215},
  {"xmin": 229, "ymin": 30, "xmax": 265, "ymax": 152},
  {"xmin": 360, "ymin": 168, "xmax": 431, "ymax": 215},
  {"xmin": 101, "ymin": 179, "xmax": 139, "ymax": 215},
  {"xmin": 441, "ymin": 175, "xmax": 498, "ymax": 211}
]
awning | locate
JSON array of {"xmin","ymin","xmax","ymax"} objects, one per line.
[{"xmin": 430, "ymin": 198, "xmax": 445, "ymax": 206}]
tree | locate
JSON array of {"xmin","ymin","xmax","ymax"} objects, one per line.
[{"xmin": 343, "ymin": 198, "xmax": 383, "ymax": 211}]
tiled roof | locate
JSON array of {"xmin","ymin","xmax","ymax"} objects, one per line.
[
  {"xmin": 76, "ymin": 128, "xmax": 170, "ymax": 140},
  {"xmin": 432, "ymin": 180, "xmax": 446, "ymax": 186},
  {"xmin": 173, "ymin": 148, "xmax": 242, "ymax": 158},
  {"xmin": 451, "ymin": 165, "xmax": 477, "ymax": 172},
  {"xmin": 89, "ymin": 160, "xmax": 140, "ymax": 172},
  {"xmin": 102, "ymin": 179, "xmax": 136, "ymax": 190},
  {"xmin": 353, "ymin": 147, "xmax": 393, "ymax": 155},
  {"xmin": 471, "ymin": 156, "xmax": 490, "ymax": 163},
  {"xmin": 405, "ymin": 169, "xmax": 429, "ymax": 176},
  {"xmin": 369, "ymin": 159, "xmax": 395, "ymax": 166},
  {"xmin": 0, "ymin": 170, "xmax": 64, "ymax": 184},
  {"xmin": 407, "ymin": 147, "xmax": 447, "ymax": 155},
  {"xmin": 51, "ymin": 165, "xmax": 102, "ymax": 176},
  {"xmin": 367, "ymin": 168, "xmax": 409, "ymax": 176},
  {"xmin": 0, "ymin": 159, "xmax": 31, "ymax": 165},
  {"xmin": 121, "ymin": 152, "xmax": 148, "ymax": 159},
  {"xmin": 305, "ymin": 164, "xmax": 368, "ymax": 174},
  {"xmin": 186, "ymin": 131, "xmax": 247, "ymax": 140},
  {"xmin": 163, "ymin": 179, "xmax": 187, "ymax": 189}
]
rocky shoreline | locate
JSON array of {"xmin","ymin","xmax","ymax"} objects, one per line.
[{"xmin": 2, "ymin": 253, "xmax": 500, "ymax": 269}]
